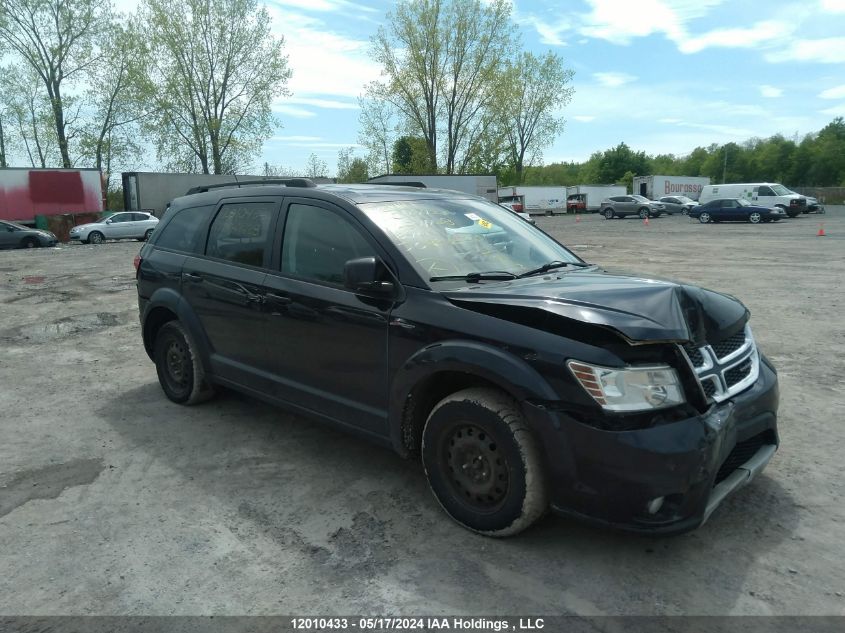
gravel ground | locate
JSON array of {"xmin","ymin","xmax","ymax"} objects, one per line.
[{"xmin": 0, "ymin": 207, "xmax": 843, "ymax": 616}]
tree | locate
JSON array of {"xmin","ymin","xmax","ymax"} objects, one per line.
[
  {"xmin": 0, "ymin": 63, "xmax": 60, "ymax": 167},
  {"xmin": 336, "ymin": 147, "xmax": 369, "ymax": 183},
  {"xmin": 137, "ymin": 0, "xmax": 291, "ymax": 174},
  {"xmin": 367, "ymin": 0, "xmax": 517, "ymax": 173},
  {"xmin": 499, "ymin": 52, "xmax": 574, "ymax": 183},
  {"xmin": 358, "ymin": 97, "xmax": 398, "ymax": 176},
  {"xmin": 0, "ymin": 0, "xmax": 110, "ymax": 168},
  {"xmin": 304, "ymin": 153, "xmax": 328, "ymax": 179},
  {"xmin": 392, "ymin": 136, "xmax": 430, "ymax": 173},
  {"xmin": 0, "ymin": 111, "xmax": 7, "ymax": 168}
]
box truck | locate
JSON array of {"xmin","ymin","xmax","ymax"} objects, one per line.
[
  {"xmin": 0, "ymin": 168, "xmax": 104, "ymax": 224},
  {"xmin": 497, "ymin": 186, "xmax": 567, "ymax": 215},
  {"xmin": 633, "ymin": 175, "xmax": 710, "ymax": 201},
  {"xmin": 566, "ymin": 185, "xmax": 627, "ymax": 213}
]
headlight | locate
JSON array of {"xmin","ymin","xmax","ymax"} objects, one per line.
[{"xmin": 567, "ymin": 360, "xmax": 685, "ymax": 412}]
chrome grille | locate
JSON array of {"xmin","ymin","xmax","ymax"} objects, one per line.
[{"xmin": 682, "ymin": 325, "xmax": 759, "ymax": 403}]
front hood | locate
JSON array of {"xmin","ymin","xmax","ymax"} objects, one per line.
[
  {"xmin": 443, "ymin": 269, "xmax": 748, "ymax": 344},
  {"xmin": 72, "ymin": 223, "xmax": 100, "ymax": 231}
]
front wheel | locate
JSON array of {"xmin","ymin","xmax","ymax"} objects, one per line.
[
  {"xmin": 421, "ymin": 388, "xmax": 548, "ymax": 537},
  {"xmin": 603, "ymin": 208, "xmax": 614, "ymax": 220},
  {"xmin": 699, "ymin": 212, "xmax": 711, "ymax": 224},
  {"xmin": 682, "ymin": 207, "xmax": 690, "ymax": 216},
  {"xmin": 22, "ymin": 237, "xmax": 38, "ymax": 249},
  {"xmin": 749, "ymin": 212, "xmax": 762, "ymax": 223},
  {"xmin": 153, "ymin": 321, "xmax": 215, "ymax": 405},
  {"xmin": 638, "ymin": 207, "xmax": 650, "ymax": 219},
  {"xmin": 88, "ymin": 231, "xmax": 104, "ymax": 245}
]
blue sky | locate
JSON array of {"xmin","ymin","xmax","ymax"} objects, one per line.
[{"xmin": 110, "ymin": 0, "xmax": 845, "ymax": 174}]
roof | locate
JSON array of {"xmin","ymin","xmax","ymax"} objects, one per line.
[{"xmin": 169, "ymin": 181, "xmax": 482, "ymax": 209}]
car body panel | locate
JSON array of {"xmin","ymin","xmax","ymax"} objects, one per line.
[{"xmin": 70, "ymin": 212, "xmax": 159, "ymax": 242}]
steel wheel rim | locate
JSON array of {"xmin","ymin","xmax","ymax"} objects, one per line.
[
  {"xmin": 700, "ymin": 213, "xmax": 710, "ymax": 223},
  {"xmin": 750, "ymin": 212, "xmax": 761, "ymax": 223},
  {"xmin": 165, "ymin": 338, "xmax": 190, "ymax": 390},
  {"xmin": 91, "ymin": 233, "xmax": 103, "ymax": 244},
  {"xmin": 441, "ymin": 423, "xmax": 509, "ymax": 512}
]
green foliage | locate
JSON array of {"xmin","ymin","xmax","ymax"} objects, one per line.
[
  {"xmin": 304, "ymin": 153, "xmax": 328, "ymax": 179},
  {"xmin": 336, "ymin": 147, "xmax": 369, "ymax": 183},
  {"xmin": 392, "ymin": 136, "xmax": 430, "ymax": 174}
]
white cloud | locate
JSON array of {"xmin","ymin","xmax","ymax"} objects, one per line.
[
  {"xmin": 519, "ymin": 16, "xmax": 572, "ymax": 46},
  {"xmin": 287, "ymin": 97, "xmax": 359, "ymax": 109},
  {"xmin": 267, "ymin": 0, "xmax": 378, "ymax": 14},
  {"xmin": 573, "ymin": 115, "xmax": 596, "ymax": 122},
  {"xmin": 766, "ymin": 37, "xmax": 845, "ymax": 63},
  {"xmin": 272, "ymin": 104, "xmax": 317, "ymax": 118},
  {"xmin": 593, "ymin": 72, "xmax": 637, "ymax": 87},
  {"xmin": 820, "ymin": 0, "xmax": 845, "ymax": 12},
  {"xmin": 659, "ymin": 118, "xmax": 683, "ymax": 124},
  {"xmin": 579, "ymin": 0, "xmax": 725, "ymax": 45},
  {"xmin": 679, "ymin": 21, "xmax": 794, "ymax": 54},
  {"xmin": 759, "ymin": 85, "xmax": 783, "ymax": 98},
  {"xmin": 270, "ymin": 135, "xmax": 322, "ymax": 141},
  {"xmin": 819, "ymin": 85, "xmax": 845, "ymax": 99},
  {"xmin": 267, "ymin": 7, "xmax": 381, "ymax": 99},
  {"xmin": 820, "ymin": 102, "xmax": 845, "ymax": 116}
]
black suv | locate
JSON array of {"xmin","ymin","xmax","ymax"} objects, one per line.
[{"xmin": 136, "ymin": 180, "xmax": 779, "ymax": 536}]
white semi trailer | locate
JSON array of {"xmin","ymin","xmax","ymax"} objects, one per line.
[
  {"xmin": 633, "ymin": 175, "xmax": 710, "ymax": 201},
  {"xmin": 566, "ymin": 185, "xmax": 627, "ymax": 213},
  {"xmin": 497, "ymin": 186, "xmax": 567, "ymax": 215}
]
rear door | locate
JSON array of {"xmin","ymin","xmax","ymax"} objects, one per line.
[
  {"xmin": 260, "ymin": 198, "xmax": 393, "ymax": 435},
  {"xmin": 180, "ymin": 197, "xmax": 280, "ymax": 385}
]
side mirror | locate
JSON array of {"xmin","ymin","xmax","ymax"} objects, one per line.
[
  {"xmin": 105, "ymin": 218, "xmax": 113, "ymax": 224},
  {"xmin": 344, "ymin": 256, "xmax": 395, "ymax": 296}
]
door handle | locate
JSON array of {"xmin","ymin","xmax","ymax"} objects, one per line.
[
  {"xmin": 183, "ymin": 272, "xmax": 203, "ymax": 282},
  {"xmin": 246, "ymin": 294, "xmax": 265, "ymax": 304}
]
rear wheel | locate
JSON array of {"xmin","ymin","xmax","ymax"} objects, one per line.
[
  {"xmin": 421, "ymin": 388, "xmax": 548, "ymax": 537},
  {"xmin": 88, "ymin": 231, "xmax": 104, "ymax": 245},
  {"xmin": 144, "ymin": 228, "xmax": 154, "ymax": 241},
  {"xmin": 603, "ymin": 208, "xmax": 614, "ymax": 220},
  {"xmin": 153, "ymin": 321, "xmax": 215, "ymax": 405},
  {"xmin": 699, "ymin": 212, "xmax": 711, "ymax": 224},
  {"xmin": 749, "ymin": 212, "xmax": 762, "ymax": 224}
]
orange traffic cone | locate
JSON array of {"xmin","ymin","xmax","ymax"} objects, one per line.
[
  {"xmin": 817, "ymin": 224, "xmax": 826, "ymax": 236},
  {"xmin": 643, "ymin": 216, "xmax": 650, "ymax": 226},
  {"xmin": 575, "ymin": 214, "xmax": 581, "ymax": 223}
]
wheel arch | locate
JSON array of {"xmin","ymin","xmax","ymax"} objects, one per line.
[
  {"xmin": 388, "ymin": 340, "xmax": 559, "ymax": 458},
  {"xmin": 141, "ymin": 288, "xmax": 211, "ymax": 371}
]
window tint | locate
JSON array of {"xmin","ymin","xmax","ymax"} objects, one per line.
[
  {"xmin": 155, "ymin": 206, "xmax": 215, "ymax": 254},
  {"xmin": 109, "ymin": 213, "xmax": 130, "ymax": 223},
  {"xmin": 132, "ymin": 213, "xmax": 149, "ymax": 221},
  {"xmin": 206, "ymin": 202, "xmax": 276, "ymax": 267},
  {"xmin": 758, "ymin": 186, "xmax": 774, "ymax": 196},
  {"xmin": 281, "ymin": 204, "xmax": 374, "ymax": 286}
]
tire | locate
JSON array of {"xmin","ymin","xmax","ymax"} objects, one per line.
[
  {"xmin": 681, "ymin": 207, "xmax": 689, "ymax": 216},
  {"xmin": 144, "ymin": 228, "xmax": 154, "ymax": 241},
  {"xmin": 699, "ymin": 212, "xmax": 711, "ymax": 224},
  {"xmin": 22, "ymin": 237, "xmax": 38, "ymax": 249},
  {"xmin": 153, "ymin": 321, "xmax": 215, "ymax": 405},
  {"xmin": 603, "ymin": 208, "xmax": 614, "ymax": 220},
  {"xmin": 421, "ymin": 387, "xmax": 548, "ymax": 537},
  {"xmin": 88, "ymin": 231, "xmax": 105, "ymax": 245},
  {"xmin": 638, "ymin": 207, "xmax": 650, "ymax": 219},
  {"xmin": 749, "ymin": 212, "xmax": 762, "ymax": 224}
]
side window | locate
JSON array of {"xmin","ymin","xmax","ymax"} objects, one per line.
[
  {"xmin": 155, "ymin": 206, "xmax": 215, "ymax": 254},
  {"xmin": 281, "ymin": 203, "xmax": 375, "ymax": 286},
  {"xmin": 758, "ymin": 186, "xmax": 774, "ymax": 196},
  {"xmin": 132, "ymin": 213, "xmax": 149, "ymax": 221},
  {"xmin": 206, "ymin": 202, "xmax": 276, "ymax": 267}
]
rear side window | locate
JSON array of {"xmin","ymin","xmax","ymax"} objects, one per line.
[
  {"xmin": 155, "ymin": 206, "xmax": 214, "ymax": 254},
  {"xmin": 281, "ymin": 203, "xmax": 374, "ymax": 286},
  {"xmin": 206, "ymin": 202, "xmax": 276, "ymax": 267}
]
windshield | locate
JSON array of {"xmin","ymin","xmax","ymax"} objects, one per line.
[
  {"xmin": 677, "ymin": 196, "xmax": 694, "ymax": 203},
  {"xmin": 360, "ymin": 198, "xmax": 581, "ymax": 282},
  {"xmin": 771, "ymin": 184, "xmax": 790, "ymax": 196},
  {"xmin": 737, "ymin": 198, "xmax": 751, "ymax": 206},
  {"xmin": 632, "ymin": 195, "xmax": 649, "ymax": 202},
  {"xmin": 1, "ymin": 221, "xmax": 28, "ymax": 230}
]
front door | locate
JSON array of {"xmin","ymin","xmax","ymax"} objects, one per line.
[
  {"xmin": 180, "ymin": 198, "xmax": 280, "ymax": 385},
  {"xmin": 0, "ymin": 222, "xmax": 18, "ymax": 248},
  {"xmin": 261, "ymin": 199, "xmax": 392, "ymax": 435}
]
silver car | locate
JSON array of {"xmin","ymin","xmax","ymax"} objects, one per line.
[
  {"xmin": 600, "ymin": 195, "xmax": 666, "ymax": 219},
  {"xmin": 69, "ymin": 212, "xmax": 159, "ymax": 244},
  {"xmin": 657, "ymin": 195, "xmax": 699, "ymax": 215},
  {"xmin": 0, "ymin": 220, "xmax": 58, "ymax": 249}
]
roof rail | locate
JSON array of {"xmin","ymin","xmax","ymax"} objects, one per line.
[
  {"xmin": 371, "ymin": 181, "xmax": 427, "ymax": 188},
  {"xmin": 185, "ymin": 178, "xmax": 317, "ymax": 195}
]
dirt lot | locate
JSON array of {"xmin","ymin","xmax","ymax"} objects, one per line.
[{"xmin": 1, "ymin": 209, "xmax": 843, "ymax": 616}]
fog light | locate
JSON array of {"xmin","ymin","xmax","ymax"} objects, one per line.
[{"xmin": 646, "ymin": 496, "xmax": 665, "ymax": 515}]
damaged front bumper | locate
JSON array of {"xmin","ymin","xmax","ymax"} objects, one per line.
[{"xmin": 523, "ymin": 354, "xmax": 779, "ymax": 534}]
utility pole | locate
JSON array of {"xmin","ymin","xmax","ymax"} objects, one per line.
[
  {"xmin": 722, "ymin": 145, "xmax": 728, "ymax": 184},
  {"xmin": 0, "ymin": 115, "xmax": 7, "ymax": 168}
]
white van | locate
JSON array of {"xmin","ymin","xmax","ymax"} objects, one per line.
[{"xmin": 698, "ymin": 182, "xmax": 807, "ymax": 218}]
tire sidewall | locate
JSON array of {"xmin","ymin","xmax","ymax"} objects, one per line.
[
  {"xmin": 422, "ymin": 397, "xmax": 529, "ymax": 534},
  {"xmin": 699, "ymin": 213, "xmax": 710, "ymax": 224},
  {"xmin": 749, "ymin": 212, "xmax": 761, "ymax": 224},
  {"xmin": 639, "ymin": 208, "xmax": 649, "ymax": 219},
  {"xmin": 603, "ymin": 208, "xmax": 613, "ymax": 219}
]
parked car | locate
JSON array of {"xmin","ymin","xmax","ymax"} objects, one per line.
[
  {"xmin": 699, "ymin": 183, "xmax": 806, "ymax": 217},
  {"xmin": 498, "ymin": 203, "xmax": 535, "ymax": 224},
  {"xmin": 600, "ymin": 195, "xmax": 666, "ymax": 219},
  {"xmin": 0, "ymin": 220, "xmax": 58, "ymax": 249},
  {"xmin": 690, "ymin": 198, "xmax": 785, "ymax": 224},
  {"xmin": 137, "ymin": 180, "xmax": 779, "ymax": 536},
  {"xmin": 69, "ymin": 212, "xmax": 159, "ymax": 244},
  {"xmin": 657, "ymin": 195, "xmax": 699, "ymax": 215}
]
